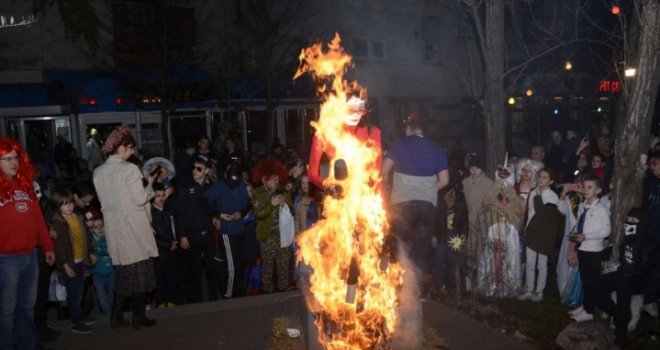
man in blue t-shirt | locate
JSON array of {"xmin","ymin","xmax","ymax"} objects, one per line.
[{"xmin": 382, "ymin": 112, "xmax": 449, "ymax": 301}]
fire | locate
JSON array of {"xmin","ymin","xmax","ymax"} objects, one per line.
[{"xmin": 294, "ymin": 33, "xmax": 404, "ymax": 349}]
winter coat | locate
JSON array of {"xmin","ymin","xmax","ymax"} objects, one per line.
[
  {"xmin": 93, "ymin": 155, "xmax": 158, "ymax": 265},
  {"xmin": 253, "ymin": 186, "xmax": 293, "ymax": 242},
  {"xmin": 51, "ymin": 212, "xmax": 96, "ymax": 273},
  {"xmin": 436, "ymin": 189, "xmax": 468, "ymax": 241},
  {"xmin": 523, "ymin": 194, "xmax": 564, "ymax": 256}
]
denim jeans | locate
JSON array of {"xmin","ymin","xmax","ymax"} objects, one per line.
[
  {"xmin": 391, "ymin": 200, "xmax": 436, "ymax": 296},
  {"xmin": 62, "ymin": 263, "xmax": 85, "ymax": 328},
  {"xmin": 92, "ymin": 272, "xmax": 115, "ymax": 315},
  {"xmin": 0, "ymin": 250, "xmax": 39, "ymax": 350}
]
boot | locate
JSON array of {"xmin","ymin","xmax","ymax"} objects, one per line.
[
  {"xmin": 111, "ymin": 296, "xmax": 129, "ymax": 329},
  {"xmin": 131, "ymin": 293, "xmax": 156, "ymax": 330}
]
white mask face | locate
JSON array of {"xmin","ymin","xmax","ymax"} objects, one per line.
[
  {"xmin": 33, "ymin": 181, "xmax": 42, "ymax": 200},
  {"xmin": 624, "ymin": 223, "xmax": 637, "ymax": 236},
  {"xmin": 345, "ymin": 97, "xmax": 365, "ymax": 126}
]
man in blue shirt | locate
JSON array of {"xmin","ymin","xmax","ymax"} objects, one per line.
[{"xmin": 382, "ymin": 112, "xmax": 449, "ymax": 301}]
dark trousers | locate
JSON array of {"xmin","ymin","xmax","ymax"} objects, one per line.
[
  {"xmin": 596, "ymin": 270, "xmax": 644, "ymax": 337},
  {"xmin": 188, "ymin": 232, "xmax": 219, "ymax": 302},
  {"xmin": 643, "ymin": 273, "xmax": 660, "ymax": 305},
  {"xmin": 154, "ymin": 252, "xmax": 178, "ymax": 305},
  {"xmin": 62, "ymin": 263, "xmax": 85, "ymax": 328},
  {"xmin": 219, "ymin": 234, "xmax": 245, "ymax": 298},
  {"xmin": 391, "ymin": 200, "xmax": 436, "ymax": 296},
  {"xmin": 34, "ymin": 259, "xmax": 51, "ymax": 332},
  {"xmin": 578, "ymin": 250, "xmax": 604, "ymax": 314}
]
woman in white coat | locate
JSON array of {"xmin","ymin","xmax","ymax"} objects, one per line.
[{"xmin": 93, "ymin": 126, "xmax": 158, "ymax": 330}]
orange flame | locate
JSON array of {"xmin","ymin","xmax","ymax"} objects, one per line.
[{"xmin": 294, "ymin": 33, "xmax": 404, "ymax": 349}]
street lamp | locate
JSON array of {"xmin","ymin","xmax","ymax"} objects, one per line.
[
  {"xmin": 525, "ymin": 89, "xmax": 534, "ymax": 97},
  {"xmin": 565, "ymin": 61, "xmax": 573, "ymax": 71},
  {"xmin": 508, "ymin": 97, "xmax": 516, "ymax": 105}
]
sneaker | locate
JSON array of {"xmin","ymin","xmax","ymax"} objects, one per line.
[
  {"xmin": 531, "ymin": 292, "xmax": 543, "ymax": 302},
  {"xmin": 642, "ymin": 303, "xmax": 658, "ymax": 318},
  {"xmin": 70, "ymin": 324, "xmax": 92, "ymax": 335},
  {"xmin": 568, "ymin": 306, "xmax": 585, "ymax": 316},
  {"xmin": 518, "ymin": 291, "xmax": 533, "ymax": 301},
  {"xmin": 82, "ymin": 317, "xmax": 96, "ymax": 326},
  {"xmin": 571, "ymin": 310, "xmax": 594, "ymax": 322}
]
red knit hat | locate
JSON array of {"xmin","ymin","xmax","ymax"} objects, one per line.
[{"xmin": 84, "ymin": 207, "xmax": 103, "ymax": 221}]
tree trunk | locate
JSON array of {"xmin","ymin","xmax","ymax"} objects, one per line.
[
  {"xmin": 160, "ymin": 105, "xmax": 171, "ymax": 159},
  {"xmin": 483, "ymin": 0, "xmax": 506, "ymax": 174},
  {"xmin": 609, "ymin": 0, "xmax": 660, "ymax": 247}
]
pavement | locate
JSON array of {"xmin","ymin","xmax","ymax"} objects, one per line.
[{"xmin": 46, "ymin": 291, "xmax": 535, "ymax": 350}]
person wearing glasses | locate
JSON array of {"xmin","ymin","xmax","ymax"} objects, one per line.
[
  {"xmin": 173, "ymin": 155, "xmax": 219, "ymax": 302},
  {"xmin": 93, "ymin": 126, "xmax": 159, "ymax": 330},
  {"xmin": 0, "ymin": 137, "xmax": 55, "ymax": 350}
]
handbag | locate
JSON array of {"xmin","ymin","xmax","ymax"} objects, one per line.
[
  {"xmin": 561, "ymin": 267, "xmax": 583, "ymax": 308},
  {"xmin": 48, "ymin": 271, "xmax": 67, "ymax": 302},
  {"xmin": 279, "ymin": 204, "xmax": 295, "ymax": 248}
]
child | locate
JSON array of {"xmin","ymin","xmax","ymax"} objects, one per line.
[
  {"xmin": 519, "ymin": 168, "xmax": 562, "ymax": 302},
  {"xmin": 434, "ymin": 169, "xmax": 468, "ymax": 293},
  {"xmin": 151, "ymin": 182, "xmax": 178, "ymax": 308},
  {"xmin": 293, "ymin": 174, "xmax": 319, "ymax": 283},
  {"xmin": 462, "ymin": 154, "xmax": 493, "ymax": 259},
  {"xmin": 85, "ymin": 208, "xmax": 115, "ymax": 316},
  {"xmin": 51, "ymin": 189, "xmax": 96, "ymax": 334},
  {"xmin": 556, "ymin": 184, "xmax": 583, "ymax": 306},
  {"xmin": 569, "ymin": 175, "xmax": 611, "ymax": 321}
]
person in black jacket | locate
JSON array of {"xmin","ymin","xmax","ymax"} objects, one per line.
[
  {"xmin": 174, "ymin": 155, "xmax": 219, "ymax": 302},
  {"xmin": 591, "ymin": 208, "xmax": 659, "ymax": 347},
  {"xmin": 151, "ymin": 183, "xmax": 178, "ymax": 308},
  {"xmin": 433, "ymin": 168, "xmax": 468, "ymax": 293}
]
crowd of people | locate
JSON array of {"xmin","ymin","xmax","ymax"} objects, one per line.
[
  {"xmin": 442, "ymin": 130, "xmax": 660, "ymax": 348},
  {"xmin": 1, "ymin": 111, "xmax": 659, "ymax": 349}
]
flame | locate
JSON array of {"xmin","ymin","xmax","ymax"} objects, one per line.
[{"xmin": 294, "ymin": 33, "xmax": 404, "ymax": 349}]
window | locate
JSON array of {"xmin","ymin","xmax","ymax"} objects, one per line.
[
  {"xmin": 371, "ymin": 41, "xmax": 384, "ymax": 58},
  {"xmin": 352, "ymin": 38, "xmax": 369, "ymax": 57}
]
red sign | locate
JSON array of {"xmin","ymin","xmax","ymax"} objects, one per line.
[{"xmin": 599, "ymin": 80, "xmax": 621, "ymax": 92}]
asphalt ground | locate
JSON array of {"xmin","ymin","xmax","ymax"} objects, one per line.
[{"xmin": 47, "ymin": 291, "xmax": 534, "ymax": 350}]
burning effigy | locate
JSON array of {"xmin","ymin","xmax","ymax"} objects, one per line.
[{"xmin": 293, "ymin": 33, "xmax": 405, "ymax": 349}]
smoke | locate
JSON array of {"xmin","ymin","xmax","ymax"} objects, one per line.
[{"xmin": 388, "ymin": 238, "xmax": 424, "ymax": 350}]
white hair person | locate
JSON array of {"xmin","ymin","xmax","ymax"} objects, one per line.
[{"xmin": 515, "ymin": 158, "xmax": 544, "ymax": 188}]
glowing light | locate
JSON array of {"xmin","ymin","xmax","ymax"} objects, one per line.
[
  {"xmin": 88, "ymin": 97, "xmax": 97, "ymax": 106},
  {"xmin": 553, "ymin": 108, "xmax": 559, "ymax": 115},
  {"xmin": 611, "ymin": 6, "xmax": 620, "ymax": 15},
  {"xmin": 565, "ymin": 61, "xmax": 573, "ymax": 71},
  {"xmin": 525, "ymin": 89, "xmax": 533, "ymax": 97},
  {"xmin": 597, "ymin": 107, "xmax": 603, "ymax": 112},
  {"xmin": 115, "ymin": 97, "xmax": 124, "ymax": 105},
  {"xmin": 508, "ymin": 97, "xmax": 516, "ymax": 105},
  {"xmin": 625, "ymin": 68, "xmax": 636, "ymax": 77}
]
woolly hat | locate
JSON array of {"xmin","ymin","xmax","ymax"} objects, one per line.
[
  {"xmin": 468, "ymin": 154, "xmax": 485, "ymax": 171},
  {"xmin": 84, "ymin": 207, "xmax": 103, "ymax": 221},
  {"xmin": 626, "ymin": 207, "xmax": 644, "ymax": 221}
]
